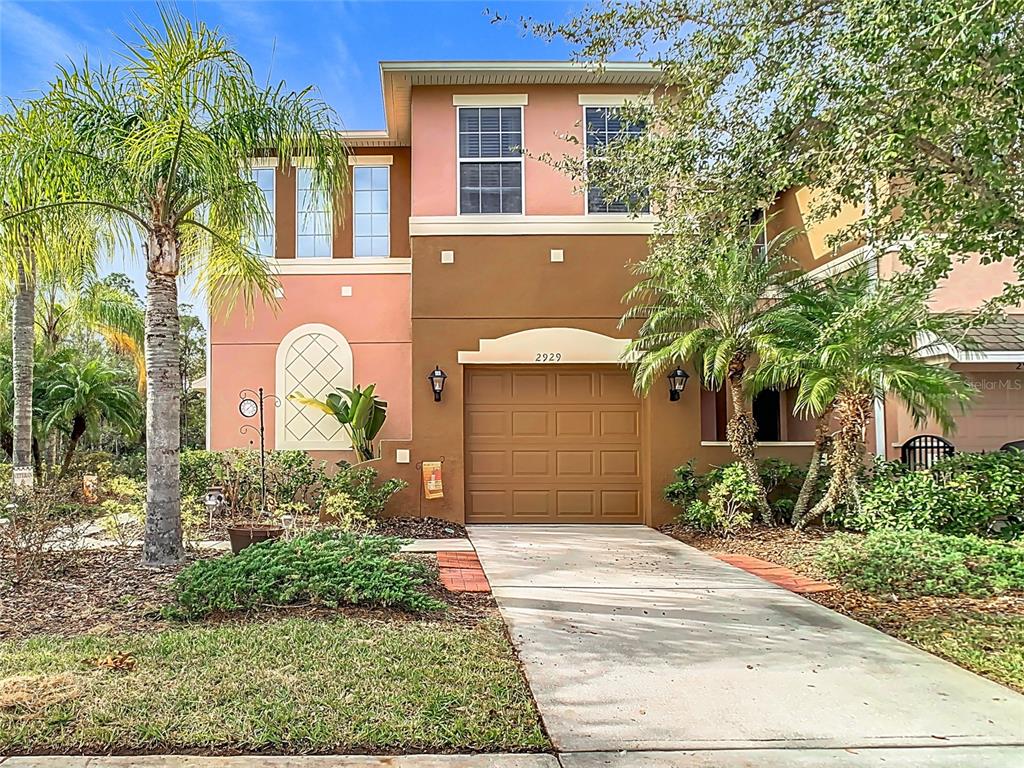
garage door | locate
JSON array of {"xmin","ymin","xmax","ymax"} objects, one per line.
[
  {"xmin": 955, "ymin": 372, "xmax": 1024, "ymax": 452},
  {"xmin": 464, "ymin": 366, "xmax": 643, "ymax": 523}
]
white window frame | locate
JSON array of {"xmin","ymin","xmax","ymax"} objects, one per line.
[
  {"xmin": 249, "ymin": 162, "xmax": 276, "ymax": 258},
  {"xmin": 295, "ymin": 166, "xmax": 333, "ymax": 259},
  {"xmin": 455, "ymin": 105, "xmax": 525, "ymax": 216},
  {"xmin": 352, "ymin": 165, "xmax": 390, "ymax": 258},
  {"xmin": 582, "ymin": 104, "xmax": 645, "ymax": 217}
]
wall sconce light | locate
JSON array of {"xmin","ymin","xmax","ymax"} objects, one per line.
[
  {"xmin": 667, "ymin": 366, "xmax": 689, "ymax": 401},
  {"xmin": 428, "ymin": 365, "xmax": 448, "ymax": 402}
]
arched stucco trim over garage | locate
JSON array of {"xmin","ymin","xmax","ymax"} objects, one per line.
[{"xmin": 457, "ymin": 327, "xmax": 633, "ymax": 365}]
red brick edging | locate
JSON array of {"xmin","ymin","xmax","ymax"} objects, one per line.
[
  {"xmin": 711, "ymin": 552, "xmax": 835, "ymax": 594},
  {"xmin": 437, "ymin": 551, "xmax": 491, "ymax": 593}
]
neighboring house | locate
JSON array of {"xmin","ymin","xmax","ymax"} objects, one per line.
[
  {"xmin": 769, "ymin": 187, "xmax": 1024, "ymax": 458},
  {"xmin": 208, "ymin": 60, "xmax": 1023, "ymax": 527}
]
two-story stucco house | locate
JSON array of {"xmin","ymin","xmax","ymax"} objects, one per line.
[{"xmin": 206, "ymin": 60, "xmax": 1024, "ymax": 527}]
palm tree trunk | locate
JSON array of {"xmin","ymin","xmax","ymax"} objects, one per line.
[
  {"xmin": 726, "ymin": 370, "xmax": 772, "ymax": 524},
  {"xmin": 11, "ymin": 249, "xmax": 35, "ymax": 492},
  {"xmin": 142, "ymin": 232, "xmax": 184, "ymax": 566},
  {"xmin": 791, "ymin": 414, "xmax": 831, "ymax": 528},
  {"xmin": 798, "ymin": 393, "xmax": 871, "ymax": 531},
  {"xmin": 58, "ymin": 416, "xmax": 87, "ymax": 480}
]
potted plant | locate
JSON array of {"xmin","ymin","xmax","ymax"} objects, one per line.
[{"xmin": 220, "ymin": 451, "xmax": 285, "ymax": 554}]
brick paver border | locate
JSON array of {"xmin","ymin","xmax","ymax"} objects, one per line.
[{"xmin": 711, "ymin": 552, "xmax": 836, "ymax": 594}]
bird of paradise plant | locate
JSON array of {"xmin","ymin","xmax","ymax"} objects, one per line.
[{"xmin": 288, "ymin": 384, "xmax": 388, "ymax": 463}]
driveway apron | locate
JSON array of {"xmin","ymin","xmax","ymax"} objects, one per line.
[{"xmin": 469, "ymin": 525, "xmax": 1024, "ymax": 763}]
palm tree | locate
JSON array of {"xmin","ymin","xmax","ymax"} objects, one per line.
[
  {"xmin": 623, "ymin": 225, "xmax": 797, "ymax": 523},
  {"xmin": 760, "ymin": 269, "xmax": 972, "ymax": 529},
  {"xmin": 35, "ymin": 275, "xmax": 146, "ymax": 388},
  {"xmin": 4, "ymin": 12, "xmax": 348, "ymax": 565},
  {"xmin": 41, "ymin": 357, "xmax": 141, "ymax": 478},
  {"xmin": 0, "ymin": 100, "xmax": 101, "ymax": 492},
  {"xmin": 749, "ymin": 269, "xmax": 874, "ymax": 523}
]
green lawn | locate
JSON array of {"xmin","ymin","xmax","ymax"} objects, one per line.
[
  {"xmin": 0, "ymin": 617, "xmax": 548, "ymax": 754},
  {"xmin": 892, "ymin": 612, "xmax": 1024, "ymax": 694}
]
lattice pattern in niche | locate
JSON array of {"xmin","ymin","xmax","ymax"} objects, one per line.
[{"xmin": 282, "ymin": 331, "xmax": 352, "ymax": 446}]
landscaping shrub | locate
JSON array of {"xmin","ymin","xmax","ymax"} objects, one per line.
[
  {"xmin": 816, "ymin": 530, "xmax": 1024, "ymax": 597},
  {"xmin": 854, "ymin": 451, "xmax": 1024, "ymax": 538},
  {"xmin": 217, "ymin": 449, "xmax": 328, "ymax": 515},
  {"xmin": 666, "ymin": 458, "xmax": 803, "ymax": 526},
  {"xmin": 323, "ymin": 491, "xmax": 377, "ymax": 534},
  {"xmin": 322, "ymin": 462, "xmax": 406, "ymax": 518},
  {"xmin": 179, "ymin": 449, "xmax": 222, "ymax": 505},
  {"xmin": 677, "ymin": 464, "xmax": 758, "ymax": 535},
  {"xmin": 0, "ymin": 479, "xmax": 87, "ymax": 584},
  {"xmin": 166, "ymin": 530, "xmax": 443, "ymax": 618}
]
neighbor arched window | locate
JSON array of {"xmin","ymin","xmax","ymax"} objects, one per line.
[{"xmin": 275, "ymin": 323, "xmax": 353, "ymax": 450}]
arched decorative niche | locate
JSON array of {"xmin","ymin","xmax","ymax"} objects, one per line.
[{"xmin": 275, "ymin": 323, "xmax": 354, "ymax": 450}]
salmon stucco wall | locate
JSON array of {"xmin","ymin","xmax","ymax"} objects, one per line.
[
  {"xmin": 209, "ymin": 272, "xmax": 412, "ymax": 455},
  {"xmin": 411, "ymin": 84, "xmax": 651, "ymax": 217}
]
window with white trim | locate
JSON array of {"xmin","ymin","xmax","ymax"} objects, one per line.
[
  {"xmin": 296, "ymin": 168, "xmax": 332, "ymax": 258},
  {"xmin": 458, "ymin": 107, "xmax": 523, "ymax": 214},
  {"xmin": 249, "ymin": 167, "xmax": 275, "ymax": 257},
  {"xmin": 353, "ymin": 166, "xmax": 389, "ymax": 257},
  {"xmin": 584, "ymin": 106, "xmax": 647, "ymax": 214}
]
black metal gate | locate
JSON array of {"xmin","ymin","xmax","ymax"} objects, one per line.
[{"xmin": 900, "ymin": 434, "xmax": 955, "ymax": 470}]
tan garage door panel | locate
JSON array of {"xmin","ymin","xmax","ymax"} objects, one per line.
[
  {"xmin": 465, "ymin": 366, "xmax": 643, "ymax": 523},
  {"xmin": 954, "ymin": 373, "xmax": 1024, "ymax": 452}
]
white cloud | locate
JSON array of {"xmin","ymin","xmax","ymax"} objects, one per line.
[{"xmin": 0, "ymin": 1, "xmax": 88, "ymax": 93}]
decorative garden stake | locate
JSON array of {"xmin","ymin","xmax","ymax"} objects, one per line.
[{"xmin": 238, "ymin": 387, "xmax": 280, "ymax": 513}]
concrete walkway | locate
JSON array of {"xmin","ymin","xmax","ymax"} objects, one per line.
[{"xmin": 470, "ymin": 525, "xmax": 1024, "ymax": 766}]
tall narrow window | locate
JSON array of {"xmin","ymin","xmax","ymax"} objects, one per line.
[
  {"xmin": 296, "ymin": 167, "xmax": 332, "ymax": 258},
  {"xmin": 353, "ymin": 166, "xmax": 389, "ymax": 257},
  {"xmin": 250, "ymin": 167, "xmax": 275, "ymax": 258},
  {"xmin": 584, "ymin": 106, "xmax": 646, "ymax": 214},
  {"xmin": 458, "ymin": 107, "xmax": 522, "ymax": 214}
]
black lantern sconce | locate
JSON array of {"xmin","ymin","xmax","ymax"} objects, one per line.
[
  {"xmin": 667, "ymin": 366, "xmax": 690, "ymax": 401},
  {"xmin": 428, "ymin": 365, "xmax": 448, "ymax": 402}
]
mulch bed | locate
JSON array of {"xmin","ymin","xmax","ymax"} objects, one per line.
[
  {"xmin": 660, "ymin": 522, "xmax": 1024, "ymax": 626},
  {"xmin": 0, "ymin": 547, "xmax": 494, "ymax": 642}
]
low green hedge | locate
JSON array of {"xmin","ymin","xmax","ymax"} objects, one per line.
[
  {"xmin": 816, "ymin": 530, "xmax": 1024, "ymax": 597},
  {"xmin": 166, "ymin": 531, "xmax": 445, "ymax": 618},
  {"xmin": 854, "ymin": 451, "xmax": 1024, "ymax": 539}
]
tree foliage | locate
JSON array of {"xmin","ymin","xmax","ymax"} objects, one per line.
[{"xmin": 528, "ymin": 0, "xmax": 1024, "ymax": 307}]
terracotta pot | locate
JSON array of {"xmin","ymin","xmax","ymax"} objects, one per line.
[{"xmin": 227, "ymin": 523, "xmax": 285, "ymax": 554}]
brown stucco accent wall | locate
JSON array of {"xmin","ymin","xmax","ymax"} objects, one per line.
[
  {"xmin": 271, "ymin": 147, "xmax": 411, "ymax": 260},
  {"xmin": 405, "ymin": 234, "xmax": 813, "ymax": 526}
]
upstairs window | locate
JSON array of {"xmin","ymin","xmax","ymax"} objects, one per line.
[
  {"xmin": 458, "ymin": 107, "xmax": 523, "ymax": 215},
  {"xmin": 584, "ymin": 106, "xmax": 647, "ymax": 214},
  {"xmin": 296, "ymin": 167, "xmax": 332, "ymax": 258},
  {"xmin": 353, "ymin": 166, "xmax": 390, "ymax": 257},
  {"xmin": 250, "ymin": 167, "xmax": 275, "ymax": 258}
]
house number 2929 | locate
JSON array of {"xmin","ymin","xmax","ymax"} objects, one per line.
[{"xmin": 535, "ymin": 353, "xmax": 562, "ymax": 363}]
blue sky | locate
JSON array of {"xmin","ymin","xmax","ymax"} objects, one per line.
[{"xmin": 0, "ymin": 0, "xmax": 586, "ymax": 316}]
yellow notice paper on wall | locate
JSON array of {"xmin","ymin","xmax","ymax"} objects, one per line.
[{"xmin": 422, "ymin": 461, "xmax": 444, "ymax": 499}]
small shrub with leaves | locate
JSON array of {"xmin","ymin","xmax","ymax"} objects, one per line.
[
  {"xmin": 166, "ymin": 530, "xmax": 444, "ymax": 618},
  {"xmin": 666, "ymin": 458, "xmax": 803, "ymax": 527},
  {"xmin": 217, "ymin": 449, "xmax": 328, "ymax": 516},
  {"xmin": 0, "ymin": 480, "xmax": 86, "ymax": 584},
  {"xmin": 816, "ymin": 530, "xmax": 1024, "ymax": 597},
  {"xmin": 323, "ymin": 491, "xmax": 377, "ymax": 534},
  {"xmin": 854, "ymin": 451, "xmax": 1024, "ymax": 538},
  {"xmin": 179, "ymin": 450, "xmax": 223, "ymax": 505},
  {"xmin": 678, "ymin": 464, "xmax": 758, "ymax": 535},
  {"xmin": 322, "ymin": 462, "xmax": 406, "ymax": 518}
]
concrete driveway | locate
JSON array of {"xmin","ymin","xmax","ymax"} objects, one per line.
[{"xmin": 469, "ymin": 525, "xmax": 1024, "ymax": 766}]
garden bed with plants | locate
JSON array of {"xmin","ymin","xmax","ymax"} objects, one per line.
[
  {"xmin": 661, "ymin": 452, "xmax": 1024, "ymax": 693},
  {"xmin": 0, "ymin": 454, "xmax": 545, "ymax": 755}
]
